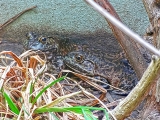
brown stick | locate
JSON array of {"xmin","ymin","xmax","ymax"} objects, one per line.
[
  {"xmin": 0, "ymin": 6, "xmax": 37, "ymax": 30},
  {"xmin": 93, "ymin": 0, "xmax": 148, "ymax": 79},
  {"xmin": 112, "ymin": 56, "xmax": 160, "ymax": 119}
]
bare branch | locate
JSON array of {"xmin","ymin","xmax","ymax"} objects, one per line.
[{"xmin": 0, "ymin": 6, "xmax": 37, "ymax": 30}]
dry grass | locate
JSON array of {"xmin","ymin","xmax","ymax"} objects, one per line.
[{"xmin": 0, "ymin": 50, "xmax": 110, "ymax": 120}]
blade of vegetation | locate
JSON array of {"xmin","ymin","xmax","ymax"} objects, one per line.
[
  {"xmin": 0, "ymin": 6, "xmax": 36, "ymax": 30},
  {"xmin": 2, "ymin": 90, "xmax": 20, "ymax": 115},
  {"xmin": 29, "ymin": 55, "xmax": 46, "ymax": 69},
  {"xmin": 82, "ymin": 108, "xmax": 96, "ymax": 120},
  {"xmin": 21, "ymin": 104, "xmax": 30, "ymax": 116},
  {"xmin": 0, "ymin": 51, "xmax": 24, "ymax": 67},
  {"xmin": 40, "ymin": 91, "xmax": 82, "ymax": 108},
  {"xmin": 29, "ymin": 82, "xmax": 34, "ymax": 103},
  {"xmin": 34, "ymin": 106, "xmax": 109, "ymax": 120},
  {"xmin": 49, "ymin": 112, "xmax": 59, "ymax": 120},
  {"xmin": 32, "ymin": 76, "xmax": 65, "ymax": 105}
]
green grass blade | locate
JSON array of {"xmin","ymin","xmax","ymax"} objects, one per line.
[
  {"xmin": 34, "ymin": 107, "xmax": 69, "ymax": 113},
  {"xmin": 22, "ymin": 104, "xmax": 30, "ymax": 116},
  {"xmin": 29, "ymin": 82, "xmax": 34, "ymax": 103},
  {"xmin": 49, "ymin": 112, "xmax": 60, "ymax": 120},
  {"xmin": 34, "ymin": 106, "xmax": 87, "ymax": 114},
  {"xmin": 103, "ymin": 109, "xmax": 109, "ymax": 120},
  {"xmin": 32, "ymin": 76, "xmax": 65, "ymax": 105},
  {"xmin": 3, "ymin": 91, "xmax": 20, "ymax": 115},
  {"xmin": 34, "ymin": 106, "xmax": 109, "ymax": 120},
  {"xmin": 82, "ymin": 108, "xmax": 96, "ymax": 120},
  {"xmin": 35, "ymin": 106, "xmax": 106, "ymax": 114}
]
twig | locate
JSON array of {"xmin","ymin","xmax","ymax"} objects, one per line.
[
  {"xmin": 84, "ymin": 0, "xmax": 160, "ymax": 57},
  {"xmin": 112, "ymin": 56, "xmax": 160, "ymax": 119},
  {"xmin": 85, "ymin": 0, "xmax": 148, "ymax": 79},
  {"xmin": 0, "ymin": 5, "xmax": 37, "ymax": 30},
  {"xmin": 83, "ymin": 90, "xmax": 117, "ymax": 120}
]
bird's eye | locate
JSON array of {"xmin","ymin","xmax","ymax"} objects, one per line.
[
  {"xmin": 75, "ymin": 54, "xmax": 84, "ymax": 63},
  {"xmin": 38, "ymin": 36, "xmax": 47, "ymax": 44}
]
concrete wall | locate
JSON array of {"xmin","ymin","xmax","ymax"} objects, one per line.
[{"xmin": 0, "ymin": 0, "xmax": 149, "ymax": 42}]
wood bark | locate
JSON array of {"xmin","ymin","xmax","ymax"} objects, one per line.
[
  {"xmin": 112, "ymin": 56, "xmax": 160, "ymax": 119},
  {"xmin": 141, "ymin": 0, "xmax": 160, "ymax": 119},
  {"xmin": 92, "ymin": 0, "xmax": 160, "ymax": 119},
  {"xmin": 94, "ymin": 0, "xmax": 148, "ymax": 79}
]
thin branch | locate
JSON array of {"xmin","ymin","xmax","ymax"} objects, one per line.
[
  {"xmin": 84, "ymin": 0, "xmax": 160, "ymax": 57},
  {"xmin": 85, "ymin": 0, "xmax": 148, "ymax": 79},
  {"xmin": 112, "ymin": 56, "xmax": 160, "ymax": 119},
  {"xmin": 0, "ymin": 5, "xmax": 37, "ymax": 30}
]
